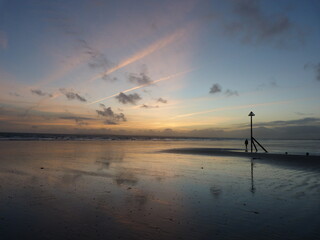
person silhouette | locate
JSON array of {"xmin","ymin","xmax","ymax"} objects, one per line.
[{"xmin": 245, "ymin": 139, "xmax": 248, "ymax": 152}]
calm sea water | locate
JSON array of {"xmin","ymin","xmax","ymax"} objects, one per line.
[
  {"xmin": 0, "ymin": 140, "xmax": 319, "ymax": 239},
  {"xmin": 1, "ymin": 133, "xmax": 319, "ymax": 155}
]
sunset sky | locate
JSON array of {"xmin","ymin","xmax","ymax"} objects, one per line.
[{"xmin": 0, "ymin": 0, "xmax": 319, "ymax": 138}]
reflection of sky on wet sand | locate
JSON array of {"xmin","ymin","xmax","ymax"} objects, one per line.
[{"xmin": 0, "ymin": 141, "xmax": 319, "ymax": 239}]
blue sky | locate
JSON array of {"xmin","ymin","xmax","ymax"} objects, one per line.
[{"xmin": 0, "ymin": 0, "xmax": 319, "ymax": 138}]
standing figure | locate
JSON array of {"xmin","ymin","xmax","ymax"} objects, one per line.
[{"xmin": 245, "ymin": 139, "xmax": 248, "ymax": 152}]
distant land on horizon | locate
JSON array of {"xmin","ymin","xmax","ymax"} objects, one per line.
[{"xmin": 0, "ymin": 131, "xmax": 319, "ymax": 141}]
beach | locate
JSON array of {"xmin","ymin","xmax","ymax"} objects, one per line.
[
  {"xmin": 2, "ymin": 1, "xmax": 320, "ymax": 239},
  {"xmin": 0, "ymin": 139, "xmax": 319, "ymax": 239}
]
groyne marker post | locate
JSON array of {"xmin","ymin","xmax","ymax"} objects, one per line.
[
  {"xmin": 248, "ymin": 111, "xmax": 268, "ymax": 153},
  {"xmin": 248, "ymin": 111, "xmax": 255, "ymax": 153}
]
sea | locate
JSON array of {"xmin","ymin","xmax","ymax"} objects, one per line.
[
  {"xmin": 0, "ymin": 132, "xmax": 319, "ymax": 155},
  {"xmin": 0, "ymin": 132, "xmax": 319, "ymax": 239}
]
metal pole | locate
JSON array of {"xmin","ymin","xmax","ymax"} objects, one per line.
[
  {"xmin": 248, "ymin": 111, "xmax": 255, "ymax": 153},
  {"xmin": 250, "ymin": 115, "xmax": 253, "ymax": 153}
]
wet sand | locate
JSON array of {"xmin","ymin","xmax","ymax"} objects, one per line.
[
  {"xmin": 0, "ymin": 141, "xmax": 319, "ymax": 239},
  {"xmin": 163, "ymin": 148, "xmax": 320, "ymax": 176},
  {"xmin": 163, "ymin": 147, "xmax": 320, "ymax": 160},
  {"xmin": 163, "ymin": 148, "xmax": 320, "ymax": 166}
]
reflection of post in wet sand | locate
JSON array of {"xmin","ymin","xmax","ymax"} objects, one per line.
[{"xmin": 250, "ymin": 158, "xmax": 256, "ymax": 193}]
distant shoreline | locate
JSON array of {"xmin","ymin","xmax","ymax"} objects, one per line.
[
  {"xmin": 0, "ymin": 132, "xmax": 240, "ymax": 141},
  {"xmin": 0, "ymin": 132, "xmax": 319, "ymax": 141}
]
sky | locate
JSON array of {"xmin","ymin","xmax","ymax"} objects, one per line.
[{"xmin": 0, "ymin": 0, "xmax": 319, "ymax": 139}]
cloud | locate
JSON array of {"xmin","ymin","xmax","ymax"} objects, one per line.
[
  {"xmin": 209, "ymin": 84, "xmax": 238, "ymax": 96},
  {"xmin": 128, "ymin": 65, "xmax": 152, "ymax": 86},
  {"xmin": 268, "ymin": 126, "xmax": 320, "ymax": 139},
  {"xmin": 46, "ymin": 7, "xmax": 116, "ymax": 83},
  {"xmin": 74, "ymin": 120, "xmax": 88, "ymax": 126},
  {"xmin": 89, "ymin": 69, "xmax": 192, "ymax": 105},
  {"xmin": 128, "ymin": 72, "xmax": 152, "ymax": 85},
  {"xmin": 31, "ymin": 89, "xmax": 53, "ymax": 97},
  {"xmin": 209, "ymin": 84, "xmax": 222, "ymax": 94},
  {"xmin": 315, "ymin": 63, "xmax": 320, "ymax": 81},
  {"xmin": 157, "ymin": 98, "xmax": 168, "ymax": 104},
  {"xmin": 115, "ymin": 92, "xmax": 141, "ymax": 105},
  {"xmin": 31, "ymin": 89, "xmax": 46, "ymax": 96},
  {"xmin": 59, "ymin": 88, "xmax": 87, "ymax": 102},
  {"xmin": 104, "ymin": 120, "xmax": 117, "ymax": 125},
  {"xmin": 186, "ymin": 117, "xmax": 320, "ymax": 139},
  {"xmin": 225, "ymin": 89, "xmax": 239, "ymax": 96},
  {"xmin": 218, "ymin": 0, "xmax": 300, "ymax": 46},
  {"xmin": 252, "ymin": 117, "xmax": 320, "ymax": 128},
  {"xmin": 140, "ymin": 104, "xmax": 159, "ymax": 109},
  {"xmin": 96, "ymin": 104, "xmax": 126, "ymax": 125},
  {"xmin": 256, "ymin": 81, "xmax": 278, "ymax": 91},
  {"xmin": 87, "ymin": 28, "xmax": 186, "ymax": 83},
  {"xmin": 304, "ymin": 63, "xmax": 311, "ymax": 70},
  {"xmin": 186, "ymin": 125, "xmax": 320, "ymax": 139},
  {"xmin": 9, "ymin": 92, "xmax": 20, "ymax": 97},
  {"xmin": 295, "ymin": 112, "xmax": 313, "ymax": 116},
  {"xmin": 0, "ymin": 31, "xmax": 8, "ymax": 49},
  {"xmin": 60, "ymin": 116, "xmax": 91, "ymax": 126},
  {"xmin": 78, "ymin": 39, "xmax": 116, "ymax": 81},
  {"xmin": 60, "ymin": 116, "xmax": 92, "ymax": 121},
  {"xmin": 270, "ymin": 81, "xmax": 278, "ymax": 88},
  {"xmin": 304, "ymin": 62, "xmax": 320, "ymax": 81}
]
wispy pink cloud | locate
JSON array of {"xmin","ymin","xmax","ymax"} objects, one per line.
[{"xmin": 87, "ymin": 28, "xmax": 187, "ymax": 83}]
